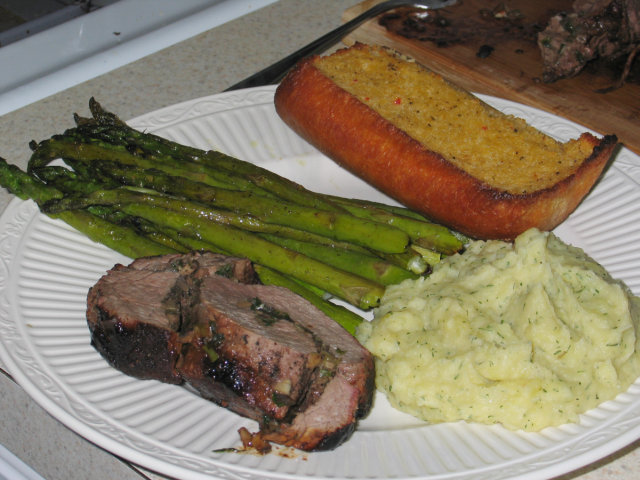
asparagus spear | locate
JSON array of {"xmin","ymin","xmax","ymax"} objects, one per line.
[
  {"xmin": 32, "ymin": 165, "xmax": 117, "ymax": 194},
  {"xmin": 325, "ymin": 194, "xmax": 431, "ymax": 220},
  {"xmin": 259, "ymin": 233, "xmax": 416, "ymax": 286},
  {"xmin": 72, "ymin": 99, "xmax": 466, "ymax": 252},
  {"xmin": 1, "ymin": 159, "xmax": 368, "ymax": 326},
  {"xmin": 79, "ymin": 98, "xmax": 346, "ymax": 212},
  {"xmin": 30, "ymin": 132, "xmax": 284, "ymax": 199},
  {"xmin": 121, "ymin": 203, "xmax": 386, "ymax": 309},
  {"xmin": 31, "ymin": 99, "xmax": 465, "ymax": 256},
  {"xmin": 44, "ymin": 186, "xmax": 410, "ymax": 254},
  {"xmin": 3, "ymin": 98, "xmax": 471, "ymax": 317},
  {"xmin": 0, "ymin": 158, "xmax": 175, "ymax": 258},
  {"xmin": 93, "ymin": 125, "xmax": 465, "ymax": 253},
  {"xmin": 378, "ymin": 250, "xmax": 429, "ymax": 275},
  {"xmin": 321, "ymin": 198, "xmax": 464, "ymax": 255},
  {"xmin": 44, "ymin": 163, "xmax": 405, "ymax": 265},
  {"xmin": 42, "ymin": 188, "xmax": 385, "ymax": 309},
  {"xmin": 89, "ymin": 207, "xmax": 191, "ymax": 253},
  {"xmin": 76, "ymin": 119, "xmax": 460, "ymax": 252},
  {"xmin": 86, "ymin": 159, "xmax": 458, "ymax": 254}
]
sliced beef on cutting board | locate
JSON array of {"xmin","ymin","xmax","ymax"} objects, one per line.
[
  {"xmin": 538, "ymin": 0, "xmax": 640, "ymax": 83},
  {"xmin": 86, "ymin": 251, "xmax": 374, "ymax": 451}
]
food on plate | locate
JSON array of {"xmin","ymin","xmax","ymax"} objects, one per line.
[
  {"xmin": 538, "ymin": 0, "xmax": 640, "ymax": 86},
  {"xmin": 274, "ymin": 43, "xmax": 619, "ymax": 240},
  {"xmin": 87, "ymin": 251, "xmax": 375, "ymax": 451},
  {"xmin": 0, "ymin": 98, "xmax": 465, "ymax": 327},
  {"xmin": 357, "ymin": 228, "xmax": 640, "ymax": 431}
]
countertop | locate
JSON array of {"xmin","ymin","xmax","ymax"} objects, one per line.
[{"xmin": 1, "ymin": 1, "xmax": 639, "ymax": 479}]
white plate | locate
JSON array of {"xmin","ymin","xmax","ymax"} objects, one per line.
[{"xmin": 1, "ymin": 86, "xmax": 640, "ymax": 480}]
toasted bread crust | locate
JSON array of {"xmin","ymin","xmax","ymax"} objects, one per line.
[{"xmin": 274, "ymin": 51, "xmax": 618, "ymax": 241}]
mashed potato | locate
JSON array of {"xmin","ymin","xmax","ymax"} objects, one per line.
[{"xmin": 357, "ymin": 228, "xmax": 640, "ymax": 431}]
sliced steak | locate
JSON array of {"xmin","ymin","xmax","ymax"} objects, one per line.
[
  {"xmin": 87, "ymin": 265, "xmax": 183, "ymax": 384},
  {"xmin": 86, "ymin": 251, "xmax": 374, "ymax": 451},
  {"xmin": 86, "ymin": 252, "xmax": 254, "ymax": 384}
]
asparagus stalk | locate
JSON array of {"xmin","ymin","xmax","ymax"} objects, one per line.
[
  {"xmin": 152, "ymin": 225, "xmax": 230, "ymax": 255},
  {"xmin": 28, "ymin": 135, "xmax": 265, "ymax": 193},
  {"xmin": 0, "ymin": 158, "xmax": 175, "ymax": 258},
  {"xmin": 60, "ymin": 210, "xmax": 178, "ymax": 258},
  {"xmin": 324, "ymin": 193, "xmax": 437, "ymax": 222},
  {"xmin": 32, "ymin": 165, "xmax": 117, "ymax": 194},
  {"xmin": 42, "ymin": 188, "xmax": 385, "ymax": 309},
  {"xmin": 74, "ymin": 100, "xmax": 465, "ymax": 251},
  {"xmin": 321, "ymin": 198, "xmax": 464, "ymax": 255},
  {"xmin": 1, "ymin": 158, "xmax": 366, "ymax": 327},
  {"xmin": 44, "ymin": 164, "xmax": 401, "ymax": 261},
  {"xmin": 80, "ymin": 98, "xmax": 346, "ymax": 212},
  {"xmin": 259, "ymin": 233, "xmax": 417, "ymax": 286},
  {"xmin": 117, "ymin": 202, "xmax": 386, "ymax": 309},
  {"xmin": 31, "ymin": 99, "xmax": 465, "ymax": 257},
  {"xmin": 377, "ymin": 250, "xmax": 430, "ymax": 275},
  {"xmin": 44, "ymin": 186, "xmax": 410, "ymax": 254},
  {"xmin": 85, "ymin": 160, "xmax": 407, "ymax": 255},
  {"xmin": 2, "ymin": 98, "xmax": 471, "ymax": 320},
  {"xmin": 87, "ymin": 159, "xmax": 458, "ymax": 253},
  {"xmin": 89, "ymin": 123, "xmax": 465, "ymax": 253},
  {"xmin": 77, "ymin": 119, "xmax": 455, "ymax": 252},
  {"xmin": 89, "ymin": 207, "xmax": 191, "ymax": 253}
]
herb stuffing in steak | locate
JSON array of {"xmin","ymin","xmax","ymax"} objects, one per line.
[{"xmin": 86, "ymin": 251, "xmax": 375, "ymax": 452}]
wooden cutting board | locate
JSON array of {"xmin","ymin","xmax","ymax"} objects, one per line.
[{"xmin": 342, "ymin": 0, "xmax": 640, "ymax": 155}]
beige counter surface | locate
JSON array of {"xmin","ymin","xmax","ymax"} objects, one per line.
[{"xmin": 1, "ymin": 1, "xmax": 639, "ymax": 479}]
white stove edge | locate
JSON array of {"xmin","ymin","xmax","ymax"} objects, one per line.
[{"xmin": 0, "ymin": 0, "xmax": 277, "ymax": 116}]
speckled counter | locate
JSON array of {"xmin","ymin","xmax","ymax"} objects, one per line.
[{"xmin": 0, "ymin": 1, "xmax": 639, "ymax": 479}]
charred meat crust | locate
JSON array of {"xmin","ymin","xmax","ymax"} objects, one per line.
[{"xmin": 86, "ymin": 251, "xmax": 374, "ymax": 451}]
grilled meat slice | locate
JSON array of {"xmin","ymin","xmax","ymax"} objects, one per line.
[
  {"xmin": 538, "ymin": 0, "xmax": 640, "ymax": 83},
  {"xmin": 190, "ymin": 276, "xmax": 375, "ymax": 450},
  {"xmin": 86, "ymin": 252, "xmax": 254, "ymax": 384},
  {"xmin": 86, "ymin": 251, "xmax": 374, "ymax": 451}
]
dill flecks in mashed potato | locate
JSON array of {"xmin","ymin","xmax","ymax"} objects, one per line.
[{"xmin": 356, "ymin": 228, "xmax": 640, "ymax": 431}]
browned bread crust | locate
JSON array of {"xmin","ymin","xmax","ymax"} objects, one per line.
[{"xmin": 274, "ymin": 45, "xmax": 618, "ymax": 241}]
